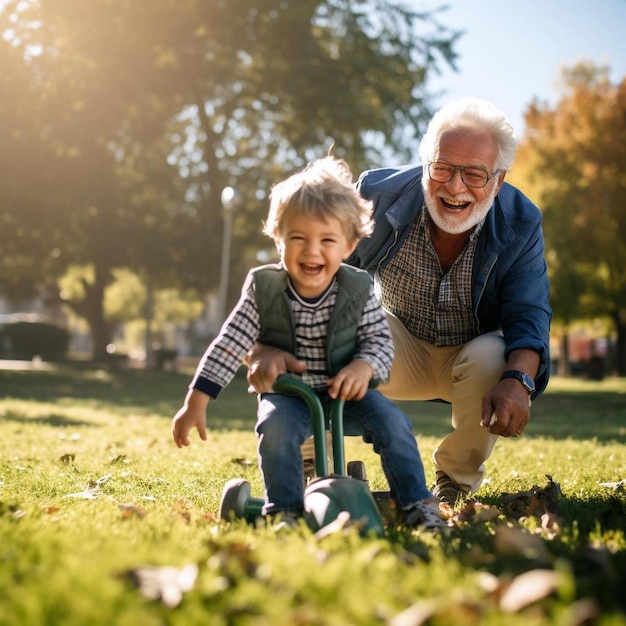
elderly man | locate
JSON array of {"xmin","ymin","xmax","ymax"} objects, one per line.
[{"xmin": 248, "ymin": 98, "xmax": 551, "ymax": 505}]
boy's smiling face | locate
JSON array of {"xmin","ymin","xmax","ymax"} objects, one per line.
[{"xmin": 276, "ymin": 212, "xmax": 357, "ymax": 299}]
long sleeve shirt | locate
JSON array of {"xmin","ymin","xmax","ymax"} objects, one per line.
[{"xmin": 190, "ymin": 271, "xmax": 394, "ymax": 399}]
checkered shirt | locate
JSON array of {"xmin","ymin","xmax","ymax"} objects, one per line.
[
  {"xmin": 191, "ymin": 274, "xmax": 394, "ymax": 397},
  {"xmin": 377, "ymin": 207, "xmax": 483, "ymax": 346}
]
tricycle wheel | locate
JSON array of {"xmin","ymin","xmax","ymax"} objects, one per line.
[
  {"xmin": 347, "ymin": 460, "xmax": 368, "ymax": 483},
  {"xmin": 219, "ymin": 478, "xmax": 251, "ymax": 521}
]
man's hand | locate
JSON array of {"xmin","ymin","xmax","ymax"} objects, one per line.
[
  {"xmin": 246, "ymin": 343, "xmax": 306, "ymax": 393},
  {"xmin": 327, "ymin": 359, "xmax": 373, "ymax": 401},
  {"xmin": 480, "ymin": 379, "xmax": 531, "ymax": 438},
  {"xmin": 482, "ymin": 349, "xmax": 539, "ymax": 438}
]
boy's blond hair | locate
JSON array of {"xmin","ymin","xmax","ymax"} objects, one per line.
[{"xmin": 263, "ymin": 156, "xmax": 374, "ymax": 243}]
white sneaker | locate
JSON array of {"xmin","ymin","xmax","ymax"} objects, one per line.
[{"xmin": 404, "ymin": 497, "xmax": 446, "ymax": 531}]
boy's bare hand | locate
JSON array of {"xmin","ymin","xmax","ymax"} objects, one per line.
[
  {"xmin": 327, "ymin": 359, "xmax": 373, "ymax": 401},
  {"xmin": 171, "ymin": 389, "xmax": 209, "ymax": 448}
]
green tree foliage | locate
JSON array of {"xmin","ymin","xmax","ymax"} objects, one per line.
[
  {"xmin": 511, "ymin": 63, "xmax": 626, "ymax": 374},
  {"xmin": 0, "ymin": 0, "xmax": 459, "ymax": 359}
]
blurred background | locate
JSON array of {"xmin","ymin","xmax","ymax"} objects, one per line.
[{"xmin": 0, "ymin": 0, "xmax": 624, "ymax": 380}]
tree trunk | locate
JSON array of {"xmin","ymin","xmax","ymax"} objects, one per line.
[
  {"xmin": 144, "ymin": 278, "xmax": 154, "ymax": 369},
  {"xmin": 613, "ymin": 310, "xmax": 626, "ymax": 377},
  {"xmin": 86, "ymin": 263, "xmax": 114, "ymax": 361},
  {"xmin": 559, "ymin": 332, "xmax": 571, "ymax": 377},
  {"xmin": 62, "ymin": 261, "xmax": 114, "ymax": 361}
]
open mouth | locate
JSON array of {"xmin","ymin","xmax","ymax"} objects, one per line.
[
  {"xmin": 300, "ymin": 263, "xmax": 323, "ymax": 275},
  {"xmin": 441, "ymin": 198, "xmax": 471, "ymax": 210}
]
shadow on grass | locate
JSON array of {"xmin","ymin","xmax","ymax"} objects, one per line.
[
  {"xmin": 0, "ymin": 364, "xmax": 192, "ymax": 406},
  {"xmin": 527, "ymin": 389, "xmax": 626, "ymax": 442},
  {"xmin": 433, "ymin": 489, "xmax": 626, "ymax": 614},
  {"xmin": 560, "ymin": 492, "xmax": 626, "ymax": 534},
  {"xmin": 399, "ymin": 391, "xmax": 626, "ymax": 444},
  {"xmin": 1, "ymin": 410, "xmax": 95, "ymax": 428},
  {"xmin": 1, "ymin": 366, "xmax": 625, "ymax": 441},
  {"xmin": 0, "ymin": 365, "xmax": 259, "ymax": 430},
  {"xmin": 476, "ymin": 490, "xmax": 626, "ymax": 536}
]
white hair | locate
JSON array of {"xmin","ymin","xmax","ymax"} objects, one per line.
[{"xmin": 419, "ymin": 98, "xmax": 518, "ymax": 171}]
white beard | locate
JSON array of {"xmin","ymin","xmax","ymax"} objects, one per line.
[{"xmin": 423, "ymin": 184, "xmax": 497, "ymax": 235}]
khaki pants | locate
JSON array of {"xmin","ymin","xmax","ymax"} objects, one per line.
[{"xmin": 381, "ymin": 312, "xmax": 506, "ymax": 493}]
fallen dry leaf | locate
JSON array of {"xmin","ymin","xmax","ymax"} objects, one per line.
[
  {"xmin": 64, "ymin": 489, "xmax": 100, "ymax": 500},
  {"xmin": 598, "ymin": 478, "xmax": 626, "ymax": 491},
  {"xmin": 65, "ymin": 473, "xmax": 113, "ymax": 499},
  {"xmin": 455, "ymin": 501, "xmax": 501, "ymax": 524},
  {"xmin": 88, "ymin": 473, "xmax": 113, "ymax": 489},
  {"xmin": 172, "ymin": 499, "xmax": 192, "ymax": 523},
  {"xmin": 541, "ymin": 511, "xmax": 562, "ymax": 537},
  {"xmin": 0, "ymin": 503, "xmax": 23, "ymax": 518},
  {"xmin": 565, "ymin": 598, "xmax": 600, "ymax": 625},
  {"xmin": 494, "ymin": 526, "xmax": 549, "ymax": 561},
  {"xmin": 529, "ymin": 475, "xmax": 561, "ymax": 516},
  {"xmin": 388, "ymin": 600, "xmax": 436, "ymax": 626},
  {"xmin": 119, "ymin": 503, "xmax": 147, "ymax": 519},
  {"xmin": 438, "ymin": 501, "xmax": 455, "ymax": 521},
  {"xmin": 476, "ymin": 571, "xmax": 501, "ymax": 595},
  {"xmin": 121, "ymin": 563, "xmax": 198, "ymax": 608},
  {"xmin": 499, "ymin": 568, "xmax": 560, "ymax": 613},
  {"xmin": 233, "ymin": 457, "xmax": 255, "ymax": 467},
  {"xmin": 500, "ymin": 475, "xmax": 563, "ymax": 531}
]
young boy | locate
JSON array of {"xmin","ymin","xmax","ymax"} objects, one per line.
[{"xmin": 171, "ymin": 156, "xmax": 444, "ymax": 530}]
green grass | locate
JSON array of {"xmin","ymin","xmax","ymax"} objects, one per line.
[{"xmin": 0, "ymin": 365, "xmax": 625, "ymax": 625}]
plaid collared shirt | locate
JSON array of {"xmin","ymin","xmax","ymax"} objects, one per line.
[
  {"xmin": 192, "ymin": 274, "xmax": 394, "ymax": 397},
  {"xmin": 377, "ymin": 207, "xmax": 483, "ymax": 346}
]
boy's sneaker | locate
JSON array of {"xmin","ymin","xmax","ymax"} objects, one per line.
[
  {"xmin": 272, "ymin": 511, "xmax": 301, "ymax": 531},
  {"xmin": 403, "ymin": 497, "xmax": 446, "ymax": 531},
  {"xmin": 432, "ymin": 472, "xmax": 469, "ymax": 505}
]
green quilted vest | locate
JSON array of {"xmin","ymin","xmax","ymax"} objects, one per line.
[{"xmin": 252, "ymin": 264, "xmax": 372, "ymax": 376}]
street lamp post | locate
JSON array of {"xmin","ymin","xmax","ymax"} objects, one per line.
[{"xmin": 217, "ymin": 186, "xmax": 236, "ymax": 325}]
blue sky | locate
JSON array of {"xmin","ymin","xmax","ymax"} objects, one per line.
[{"xmin": 425, "ymin": 0, "xmax": 626, "ymax": 137}]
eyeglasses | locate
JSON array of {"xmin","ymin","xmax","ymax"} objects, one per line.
[{"xmin": 427, "ymin": 161, "xmax": 502, "ymax": 189}]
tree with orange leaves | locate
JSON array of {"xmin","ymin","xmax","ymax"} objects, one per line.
[{"xmin": 511, "ymin": 62, "xmax": 626, "ymax": 375}]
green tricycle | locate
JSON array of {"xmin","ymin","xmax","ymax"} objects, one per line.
[{"xmin": 218, "ymin": 374, "xmax": 387, "ymax": 536}]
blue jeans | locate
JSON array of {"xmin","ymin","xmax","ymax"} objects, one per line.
[{"xmin": 255, "ymin": 389, "xmax": 431, "ymax": 515}]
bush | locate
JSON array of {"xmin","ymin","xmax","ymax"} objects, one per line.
[{"xmin": 0, "ymin": 319, "xmax": 70, "ymax": 361}]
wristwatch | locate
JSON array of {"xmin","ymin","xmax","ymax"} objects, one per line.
[{"xmin": 499, "ymin": 370, "xmax": 535, "ymax": 396}]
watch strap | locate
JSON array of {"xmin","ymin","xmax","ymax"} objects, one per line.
[{"xmin": 499, "ymin": 369, "xmax": 535, "ymax": 395}]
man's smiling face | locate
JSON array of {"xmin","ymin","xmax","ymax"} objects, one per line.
[{"xmin": 423, "ymin": 129, "xmax": 506, "ymax": 235}]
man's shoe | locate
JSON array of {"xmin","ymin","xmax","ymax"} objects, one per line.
[
  {"xmin": 403, "ymin": 497, "xmax": 446, "ymax": 531},
  {"xmin": 432, "ymin": 471, "xmax": 469, "ymax": 505},
  {"xmin": 301, "ymin": 433, "xmax": 333, "ymax": 484},
  {"xmin": 303, "ymin": 458, "xmax": 316, "ymax": 484}
]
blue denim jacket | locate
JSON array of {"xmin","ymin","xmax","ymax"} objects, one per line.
[{"xmin": 350, "ymin": 164, "xmax": 552, "ymax": 397}]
